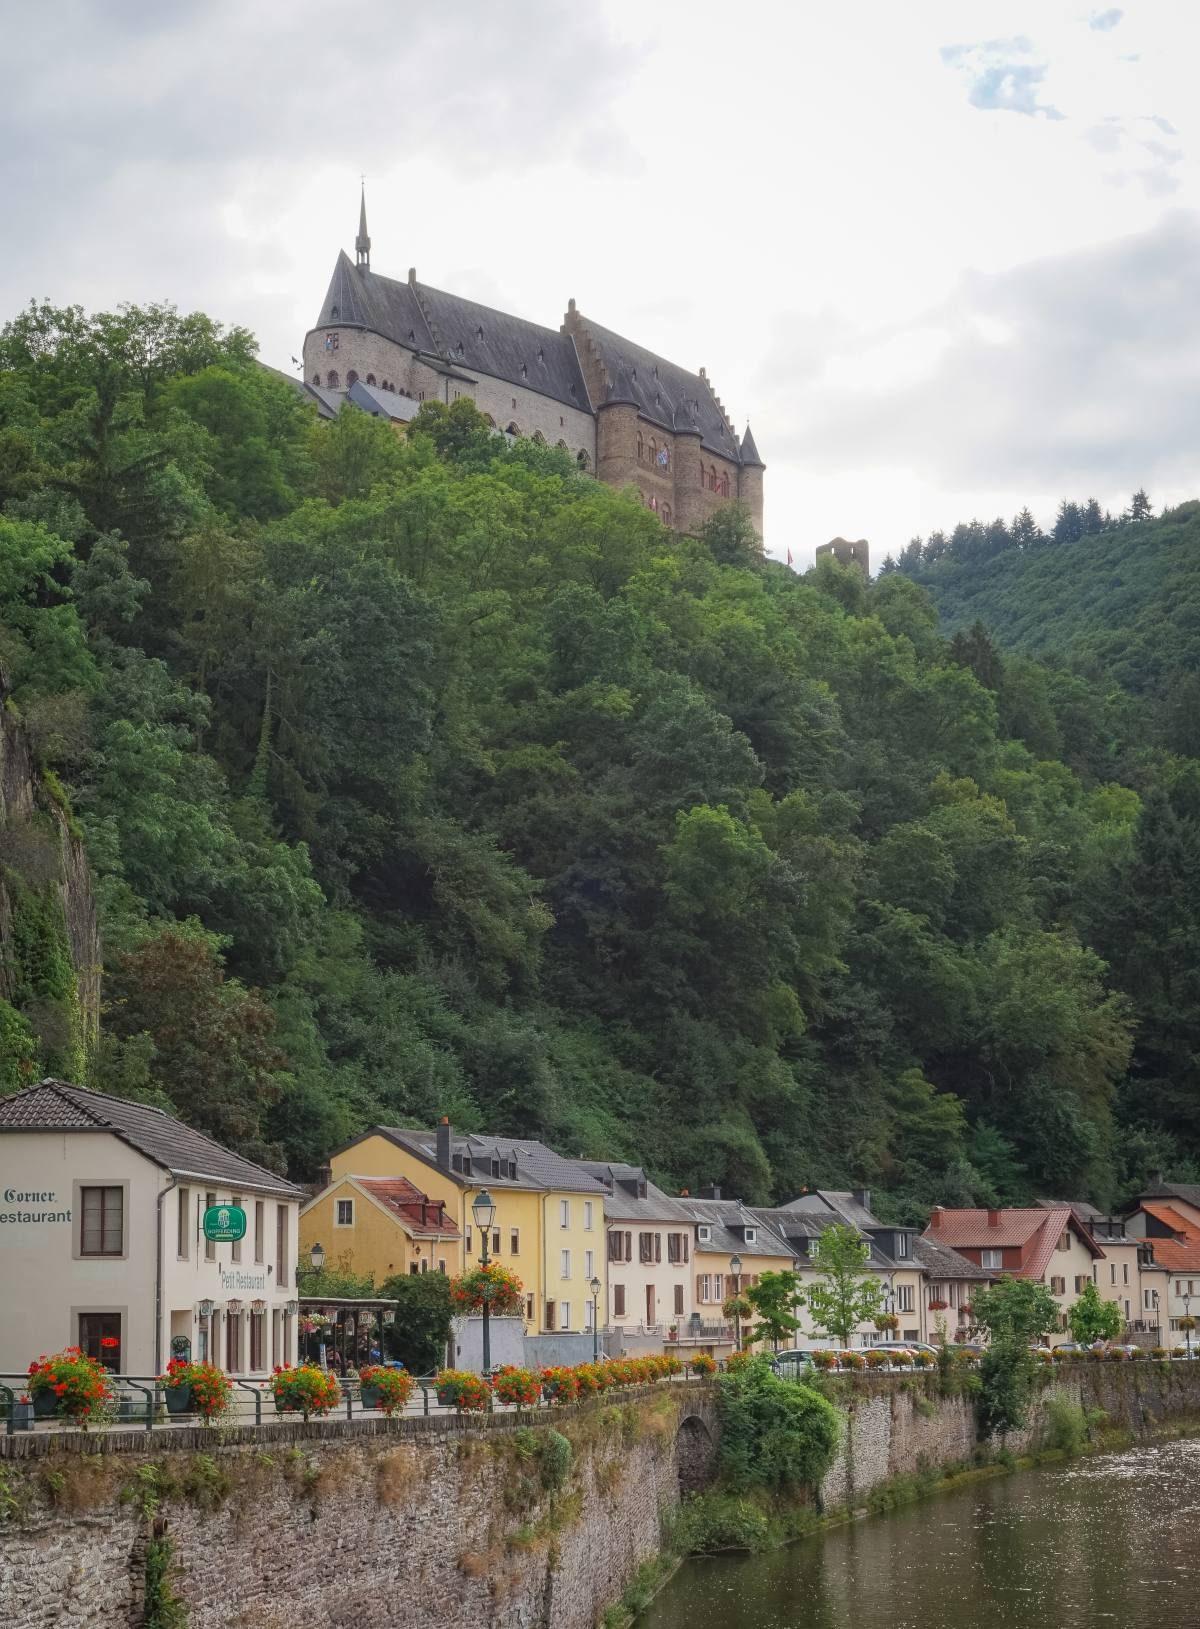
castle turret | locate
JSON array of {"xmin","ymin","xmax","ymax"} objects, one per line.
[
  {"xmin": 738, "ymin": 424, "xmax": 765, "ymax": 536},
  {"xmin": 671, "ymin": 396, "xmax": 705, "ymax": 535},
  {"xmin": 595, "ymin": 364, "xmax": 640, "ymax": 490},
  {"xmin": 815, "ymin": 536, "xmax": 870, "ymax": 577}
]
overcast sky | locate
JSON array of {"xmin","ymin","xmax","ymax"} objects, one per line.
[{"xmin": 4, "ymin": 0, "xmax": 1200, "ymax": 564}]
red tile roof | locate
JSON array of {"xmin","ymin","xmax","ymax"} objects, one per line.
[
  {"xmin": 355, "ymin": 1177, "xmax": 460, "ymax": 1237},
  {"xmin": 1136, "ymin": 1202, "xmax": 1200, "ymax": 1271},
  {"xmin": 925, "ymin": 1207, "xmax": 1102, "ymax": 1281}
]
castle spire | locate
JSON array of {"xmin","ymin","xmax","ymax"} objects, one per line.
[{"xmin": 355, "ymin": 182, "xmax": 371, "ymax": 271}]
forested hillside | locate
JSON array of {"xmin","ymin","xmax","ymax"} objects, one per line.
[{"xmin": 2, "ymin": 301, "xmax": 1197, "ymax": 1220}]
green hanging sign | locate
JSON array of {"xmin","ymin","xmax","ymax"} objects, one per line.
[{"xmin": 202, "ymin": 1203, "xmax": 247, "ymax": 1243}]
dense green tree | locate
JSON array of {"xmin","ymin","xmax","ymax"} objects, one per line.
[{"xmin": 805, "ymin": 1224, "xmax": 886, "ymax": 1347}]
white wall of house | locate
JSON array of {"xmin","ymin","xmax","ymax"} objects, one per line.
[
  {"xmin": 0, "ymin": 1130, "xmax": 299, "ymax": 1377},
  {"xmin": 1093, "ymin": 1239, "xmax": 1140, "ymax": 1328},
  {"xmin": 606, "ymin": 1222, "xmax": 694, "ymax": 1336},
  {"xmin": 1042, "ymin": 1229, "xmax": 1099, "ymax": 1344}
]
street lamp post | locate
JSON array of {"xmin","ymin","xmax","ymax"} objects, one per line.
[
  {"xmin": 1151, "ymin": 1288, "xmax": 1161, "ymax": 1348},
  {"xmin": 471, "ymin": 1188, "xmax": 497, "ymax": 1375},
  {"xmin": 589, "ymin": 1275, "xmax": 602, "ymax": 1362},
  {"xmin": 1185, "ymin": 1291, "xmax": 1193, "ymax": 1360},
  {"xmin": 730, "ymin": 1255, "xmax": 743, "ymax": 1353}
]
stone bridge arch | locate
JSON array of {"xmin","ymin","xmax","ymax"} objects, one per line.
[{"xmin": 674, "ymin": 1408, "xmax": 717, "ymax": 1495}]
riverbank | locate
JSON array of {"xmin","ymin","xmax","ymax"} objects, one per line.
[
  {"xmin": 635, "ymin": 1434, "xmax": 1200, "ymax": 1629},
  {"xmin": 607, "ymin": 1360, "xmax": 1200, "ymax": 1627}
]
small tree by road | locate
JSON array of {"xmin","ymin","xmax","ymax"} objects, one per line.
[
  {"xmin": 745, "ymin": 1269, "xmax": 802, "ymax": 1351},
  {"xmin": 805, "ymin": 1225, "xmax": 885, "ymax": 1348},
  {"xmin": 971, "ymin": 1279, "xmax": 1060, "ymax": 1347},
  {"xmin": 1068, "ymin": 1281, "xmax": 1122, "ymax": 1345},
  {"xmin": 971, "ymin": 1278, "xmax": 1060, "ymax": 1438}
]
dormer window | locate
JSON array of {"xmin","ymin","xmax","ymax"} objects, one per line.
[
  {"xmin": 330, "ymin": 306, "xmax": 340, "ymax": 320},
  {"xmin": 697, "ymin": 1225, "xmax": 712, "ymax": 1243},
  {"xmin": 477, "ymin": 325, "xmax": 484, "ymax": 339},
  {"xmin": 538, "ymin": 347, "xmax": 544, "ymax": 363},
  {"xmin": 743, "ymin": 1227, "xmax": 757, "ymax": 1245},
  {"xmin": 807, "ymin": 1238, "xmax": 819, "ymax": 1257},
  {"xmin": 408, "ymin": 329, "xmax": 416, "ymax": 342},
  {"xmin": 521, "ymin": 363, "xmax": 528, "ymax": 379},
  {"xmin": 895, "ymin": 1232, "xmax": 910, "ymax": 1258}
]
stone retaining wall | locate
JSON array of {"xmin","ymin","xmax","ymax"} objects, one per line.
[
  {"xmin": 4, "ymin": 1364, "xmax": 1199, "ymax": 1628},
  {"xmin": 0, "ymin": 1384, "xmax": 718, "ymax": 1629},
  {"xmin": 820, "ymin": 1358, "xmax": 1200, "ymax": 1508}
]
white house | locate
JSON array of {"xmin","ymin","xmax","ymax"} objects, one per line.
[{"xmin": 0, "ymin": 1079, "xmax": 305, "ymax": 1377}]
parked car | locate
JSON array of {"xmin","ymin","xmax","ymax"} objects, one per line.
[
  {"xmin": 770, "ymin": 1349, "xmax": 818, "ymax": 1377},
  {"xmin": 872, "ymin": 1340, "xmax": 940, "ymax": 1357},
  {"xmin": 947, "ymin": 1342, "xmax": 984, "ymax": 1359}
]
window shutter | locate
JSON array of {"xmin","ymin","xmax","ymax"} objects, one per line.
[
  {"xmin": 684, "ymin": 1234, "xmax": 690, "ymax": 1263},
  {"xmin": 655, "ymin": 1233, "xmax": 662, "ymax": 1263},
  {"xmin": 696, "ymin": 1274, "xmax": 703, "ymax": 1304},
  {"xmin": 625, "ymin": 1232, "xmax": 632, "ymax": 1263}
]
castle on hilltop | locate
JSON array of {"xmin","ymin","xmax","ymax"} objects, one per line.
[{"xmin": 302, "ymin": 191, "xmax": 764, "ymax": 535}]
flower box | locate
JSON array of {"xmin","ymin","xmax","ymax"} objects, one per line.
[
  {"xmin": 163, "ymin": 1385, "xmax": 193, "ymax": 1416},
  {"xmin": 358, "ymin": 1367, "xmax": 415, "ymax": 1415},
  {"xmin": 27, "ymin": 1347, "xmax": 115, "ymax": 1428}
]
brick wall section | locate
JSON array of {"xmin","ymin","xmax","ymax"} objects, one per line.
[{"xmin": 0, "ymin": 1384, "xmax": 718, "ymax": 1629}]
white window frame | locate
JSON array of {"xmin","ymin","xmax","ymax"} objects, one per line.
[
  {"xmin": 584, "ymin": 1201, "xmax": 593, "ymax": 1231},
  {"xmin": 697, "ymin": 1225, "xmax": 711, "ymax": 1243},
  {"xmin": 335, "ymin": 1197, "xmax": 354, "ymax": 1228},
  {"xmin": 559, "ymin": 1199, "xmax": 570, "ymax": 1230},
  {"xmin": 561, "ymin": 1302, "xmax": 571, "ymax": 1330},
  {"xmin": 744, "ymin": 1227, "xmax": 757, "ymax": 1245},
  {"xmin": 981, "ymin": 1248, "xmax": 1003, "ymax": 1270},
  {"xmin": 584, "ymin": 1249, "xmax": 594, "ymax": 1280},
  {"xmin": 561, "ymin": 1248, "xmax": 571, "ymax": 1280}
]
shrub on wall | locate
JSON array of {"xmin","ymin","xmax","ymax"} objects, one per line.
[
  {"xmin": 270, "ymin": 1364, "xmax": 341, "ymax": 1420},
  {"xmin": 716, "ymin": 1356, "xmax": 840, "ymax": 1495}
]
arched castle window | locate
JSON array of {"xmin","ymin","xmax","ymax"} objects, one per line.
[
  {"xmin": 366, "ymin": 374, "xmax": 376, "ymax": 386},
  {"xmin": 709, "ymin": 464, "xmax": 718, "ymax": 491},
  {"xmin": 483, "ymin": 413, "xmax": 496, "ymax": 428},
  {"xmin": 720, "ymin": 470, "xmax": 730, "ymax": 497},
  {"xmin": 311, "ymin": 373, "xmax": 320, "ymax": 386},
  {"xmin": 659, "ymin": 444, "xmax": 670, "ymax": 470},
  {"xmin": 532, "ymin": 431, "xmax": 546, "ymax": 445},
  {"xmin": 576, "ymin": 449, "xmax": 590, "ymax": 471},
  {"xmin": 556, "ymin": 439, "xmax": 568, "ymax": 451},
  {"xmin": 346, "ymin": 370, "xmax": 359, "ymax": 388},
  {"xmin": 648, "ymin": 495, "xmax": 659, "ymax": 512},
  {"xmin": 506, "ymin": 422, "xmax": 520, "ymax": 436},
  {"xmin": 649, "ymin": 438, "xmax": 657, "ymax": 466},
  {"xmin": 637, "ymin": 432, "xmax": 644, "ymax": 462},
  {"xmin": 327, "ymin": 370, "xmax": 339, "ymax": 388},
  {"xmin": 663, "ymin": 503, "xmax": 672, "ymax": 526}
]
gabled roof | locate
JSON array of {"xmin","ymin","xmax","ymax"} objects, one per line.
[
  {"xmin": 312, "ymin": 255, "xmax": 591, "ymax": 412},
  {"xmin": 582, "ymin": 317, "xmax": 741, "ymax": 462},
  {"xmin": 355, "ymin": 1178, "xmax": 460, "ymax": 1237},
  {"xmin": 1140, "ymin": 1180, "xmax": 1200, "ymax": 1213},
  {"xmin": 0, "ymin": 1080, "xmax": 303, "ymax": 1198},
  {"xmin": 1133, "ymin": 1202, "xmax": 1200, "ymax": 1272},
  {"xmin": 675, "ymin": 1197, "xmax": 792, "ymax": 1260},
  {"xmin": 925, "ymin": 1207, "xmax": 1103, "ymax": 1281},
  {"xmin": 345, "ymin": 1126, "xmax": 606, "ymax": 1195}
]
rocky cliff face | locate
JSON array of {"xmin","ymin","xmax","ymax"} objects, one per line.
[{"xmin": 0, "ymin": 677, "xmax": 100, "ymax": 1078}]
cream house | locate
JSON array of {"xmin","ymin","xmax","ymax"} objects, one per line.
[
  {"xmin": 0, "ymin": 1080, "xmax": 304, "ymax": 1377},
  {"xmin": 574, "ymin": 1163, "xmax": 697, "ymax": 1349}
]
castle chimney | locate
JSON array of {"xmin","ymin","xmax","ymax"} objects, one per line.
[
  {"xmin": 987, "ymin": 1208, "xmax": 1002, "ymax": 1228},
  {"xmin": 568, "ymin": 296, "xmax": 576, "ymax": 313},
  {"xmin": 436, "ymin": 1116, "xmax": 451, "ymax": 1171},
  {"xmin": 408, "ymin": 267, "xmax": 417, "ymax": 285}
]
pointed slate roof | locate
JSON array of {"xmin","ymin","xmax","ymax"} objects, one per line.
[
  {"xmin": 355, "ymin": 187, "xmax": 371, "ymax": 265},
  {"xmin": 604, "ymin": 363, "xmax": 638, "ymax": 407},
  {"xmin": 740, "ymin": 424, "xmax": 764, "ymax": 468},
  {"xmin": 0, "ymin": 1079, "xmax": 303, "ymax": 1197}
]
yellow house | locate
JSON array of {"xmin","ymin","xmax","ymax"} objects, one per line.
[
  {"xmin": 679, "ymin": 1197, "xmax": 797, "ymax": 1351},
  {"xmin": 326, "ymin": 1121, "xmax": 607, "ymax": 1335},
  {"xmin": 300, "ymin": 1174, "xmax": 462, "ymax": 1286}
]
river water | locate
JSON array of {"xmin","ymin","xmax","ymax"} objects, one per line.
[{"xmin": 639, "ymin": 1439, "xmax": 1200, "ymax": 1628}]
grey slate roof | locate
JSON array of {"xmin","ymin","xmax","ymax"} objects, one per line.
[
  {"xmin": 313, "ymin": 254, "xmax": 591, "ymax": 413},
  {"xmin": 740, "ymin": 424, "xmax": 764, "ymax": 467},
  {"xmin": 349, "ymin": 379, "xmax": 422, "ymax": 422},
  {"xmin": 580, "ymin": 318, "xmax": 742, "ymax": 462},
  {"xmin": 369, "ymin": 1127, "xmax": 606, "ymax": 1195},
  {"xmin": 778, "ymin": 1191, "xmax": 918, "ymax": 1271},
  {"xmin": 1139, "ymin": 1180, "xmax": 1200, "ymax": 1211},
  {"xmin": 674, "ymin": 1196, "xmax": 793, "ymax": 1259},
  {"xmin": 572, "ymin": 1161, "xmax": 694, "ymax": 1223},
  {"xmin": 913, "ymin": 1235, "xmax": 991, "ymax": 1282},
  {"xmin": 0, "ymin": 1080, "xmax": 303, "ymax": 1197}
]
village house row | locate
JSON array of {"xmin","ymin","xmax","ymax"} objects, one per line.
[{"xmin": 3, "ymin": 1081, "xmax": 1199, "ymax": 1378}]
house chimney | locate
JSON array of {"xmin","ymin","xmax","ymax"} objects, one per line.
[
  {"xmin": 987, "ymin": 1208, "xmax": 1002, "ymax": 1228},
  {"xmin": 699, "ymin": 1185, "xmax": 722, "ymax": 1201},
  {"xmin": 679, "ymin": 1188, "xmax": 689, "ymax": 1197},
  {"xmin": 853, "ymin": 1189, "xmax": 871, "ymax": 1212},
  {"xmin": 436, "ymin": 1116, "xmax": 451, "ymax": 1171},
  {"xmin": 929, "ymin": 1206, "xmax": 944, "ymax": 1230}
]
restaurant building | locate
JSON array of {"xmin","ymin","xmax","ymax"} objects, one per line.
[{"xmin": 0, "ymin": 1079, "xmax": 304, "ymax": 1377}]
